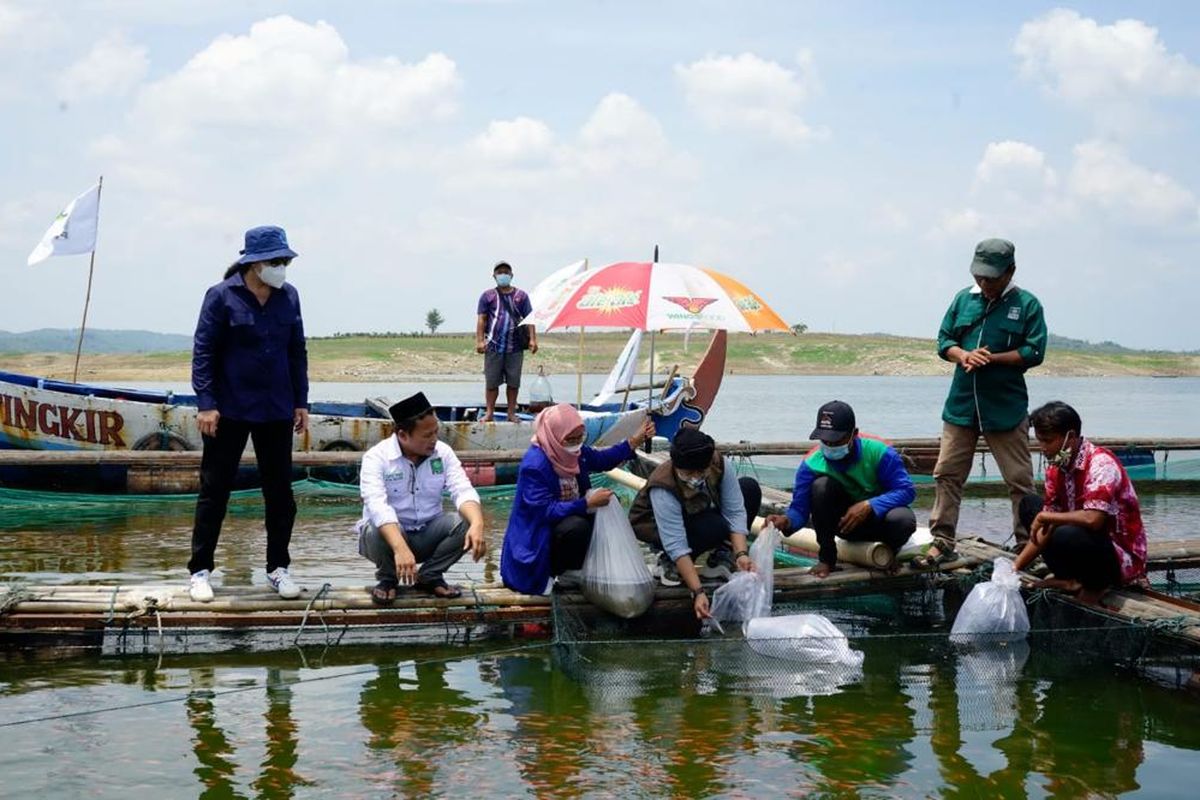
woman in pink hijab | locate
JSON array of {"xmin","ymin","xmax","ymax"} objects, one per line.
[{"xmin": 500, "ymin": 403, "xmax": 654, "ymax": 594}]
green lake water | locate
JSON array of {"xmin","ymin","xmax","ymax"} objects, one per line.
[{"xmin": 2, "ymin": 484, "xmax": 1200, "ymax": 797}]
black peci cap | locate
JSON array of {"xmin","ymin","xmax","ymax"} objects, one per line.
[{"xmin": 389, "ymin": 392, "xmax": 433, "ymax": 426}]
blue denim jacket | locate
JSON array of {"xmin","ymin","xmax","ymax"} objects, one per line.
[
  {"xmin": 500, "ymin": 440, "xmax": 634, "ymax": 595},
  {"xmin": 191, "ymin": 272, "xmax": 309, "ymax": 422}
]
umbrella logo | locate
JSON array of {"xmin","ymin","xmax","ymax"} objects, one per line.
[
  {"xmin": 735, "ymin": 295, "xmax": 762, "ymax": 312},
  {"xmin": 576, "ymin": 286, "xmax": 643, "ymax": 313},
  {"xmin": 663, "ymin": 296, "xmax": 718, "ymax": 315}
]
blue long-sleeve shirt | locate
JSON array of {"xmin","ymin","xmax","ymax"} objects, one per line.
[
  {"xmin": 650, "ymin": 457, "xmax": 748, "ymax": 561},
  {"xmin": 500, "ymin": 440, "xmax": 634, "ymax": 595},
  {"xmin": 785, "ymin": 439, "xmax": 915, "ymax": 530},
  {"xmin": 192, "ymin": 272, "xmax": 309, "ymax": 422}
]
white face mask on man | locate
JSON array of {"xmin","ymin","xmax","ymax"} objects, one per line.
[{"xmin": 257, "ymin": 263, "xmax": 287, "ymax": 289}]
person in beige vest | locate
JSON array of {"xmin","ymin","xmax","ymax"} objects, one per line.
[{"xmin": 628, "ymin": 429, "xmax": 761, "ymax": 620}]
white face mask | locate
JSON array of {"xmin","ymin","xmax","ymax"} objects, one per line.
[
  {"xmin": 564, "ymin": 443, "xmax": 583, "ymax": 455},
  {"xmin": 257, "ymin": 264, "xmax": 287, "ymax": 288},
  {"xmin": 675, "ymin": 471, "xmax": 707, "ymax": 489}
]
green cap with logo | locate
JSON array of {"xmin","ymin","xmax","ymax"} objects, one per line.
[{"xmin": 969, "ymin": 238, "xmax": 1015, "ymax": 278}]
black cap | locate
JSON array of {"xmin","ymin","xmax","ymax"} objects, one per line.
[
  {"xmin": 670, "ymin": 427, "xmax": 715, "ymax": 470},
  {"xmin": 388, "ymin": 392, "xmax": 433, "ymax": 425},
  {"xmin": 493, "ymin": 261, "xmax": 512, "ymax": 273},
  {"xmin": 810, "ymin": 400, "xmax": 856, "ymax": 443}
]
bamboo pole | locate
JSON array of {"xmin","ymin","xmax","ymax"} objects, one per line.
[{"xmin": 0, "ymin": 448, "xmax": 529, "ymax": 467}]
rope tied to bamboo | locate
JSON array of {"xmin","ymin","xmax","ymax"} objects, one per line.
[
  {"xmin": 1142, "ymin": 615, "xmax": 1200, "ymax": 634},
  {"xmin": 293, "ymin": 583, "xmax": 333, "ymax": 646},
  {"xmin": 1025, "ymin": 587, "xmax": 1058, "ymax": 607},
  {"xmin": 956, "ymin": 562, "xmax": 993, "ymax": 590},
  {"xmin": 0, "ymin": 581, "xmax": 34, "ymax": 616}
]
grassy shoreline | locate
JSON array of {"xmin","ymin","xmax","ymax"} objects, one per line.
[{"xmin": 1, "ymin": 331, "xmax": 1197, "ymax": 382}]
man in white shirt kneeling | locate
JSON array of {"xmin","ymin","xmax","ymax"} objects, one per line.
[{"xmin": 357, "ymin": 392, "xmax": 487, "ymax": 605}]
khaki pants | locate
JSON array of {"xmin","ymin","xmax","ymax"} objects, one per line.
[{"xmin": 929, "ymin": 420, "xmax": 1033, "ymax": 549}]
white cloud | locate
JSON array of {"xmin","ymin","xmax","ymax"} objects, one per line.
[
  {"xmin": 57, "ymin": 34, "xmax": 148, "ymax": 102},
  {"xmin": 1015, "ymin": 9, "xmax": 1200, "ymax": 105},
  {"xmin": 576, "ymin": 92, "xmax": 673, "ymax": 171},
  {"xmin": 929, "ymin": 208, "xmax": 983, "ymax": 240},
  {"xmin": 1068, "ymin": 140, "xmax": 1199, "ymax": 227},
  {"xmin": 935, "ymin": 138, "xmax": 1199, "ymax": 238},
  {"xmin": 470, "ymin": 116, "xmax": 555, "ymax": 165},
  {"xmin": 675, "ymin": 51, "xmax": 823, "ymax": 144},
  {"xmin": 0, "ymin": 0, "xmax": 30, "ymax": 42},
  {"xmin": 973, "ymin": 140, "xmax": 1057, "ymax": 192},
  {"xmin": 132, "ymin": 15, "xmax": 460, "ymax": 139}
]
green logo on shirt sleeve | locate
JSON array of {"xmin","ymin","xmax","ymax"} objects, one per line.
[{"xmin": 431, "ymin": 457, "xmax": 444, "ymax": 474}]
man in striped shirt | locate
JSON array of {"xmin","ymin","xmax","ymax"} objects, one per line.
[{"xmin": 475, "ymin": 261, "xmax": 537, "ymax": 422}]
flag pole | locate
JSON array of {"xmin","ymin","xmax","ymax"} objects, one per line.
[
  {"xmin": 645, "ymin": 245, "xmax": 658, "ymax": 453},
  {"xmin": 71, "ymin": 175, "xmax": 103, "ymax": 383},
  {"xmin": 576, "ymin": 258, "xmax": 588, "ymax": 408}
]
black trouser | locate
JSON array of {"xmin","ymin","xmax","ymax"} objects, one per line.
[
  {"xmin": 1019, "ymin": 495, "xmax": 1119, "ymax": 591},
  {"xmin": 550, "ymin": 514, "xmax": 595, "ymax": 575},
  {"xmin": 189, "ymin": 418, "xmax": 296, "ymax": 574},
  {"xmin": 810, "ymin": 476, "xmax": 915, "ymax": 567}
]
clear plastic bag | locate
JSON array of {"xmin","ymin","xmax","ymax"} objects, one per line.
[
  {"xmin": 581, "ymin": 496, "xmax": 655, "ymax": 618},
  {"xmin": 745, "ymin": 614, "xmax": 866, "ymax": 670},
  {"xmin": 529, "ymin": 366, "xmax": 554, "ymax": 411},
  {"xmin": 707, "ymin": 524, "xmax": 780, "ymax": 631},
  {"xmin": 950, "ymin": 557, "xmax": 1030, "ymax": 643}
]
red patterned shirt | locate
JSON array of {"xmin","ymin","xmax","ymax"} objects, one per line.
[{"xmin": 1042, "ymin": 438, "xmax": 1147, "ymax": 585}]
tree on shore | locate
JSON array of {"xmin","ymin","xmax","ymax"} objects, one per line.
[{"xmin": 425, "ymin": 309, "xmax": 445, "ymax": 335}]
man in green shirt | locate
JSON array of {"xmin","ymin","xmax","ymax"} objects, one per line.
[{"xmin": 917, "ymin": 238, "xmax": 1047, "ymax": 568}]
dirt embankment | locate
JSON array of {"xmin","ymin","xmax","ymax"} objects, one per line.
[{"xmin": 2, "ymin": 332, "xmax": 1197, "ymax": 382}]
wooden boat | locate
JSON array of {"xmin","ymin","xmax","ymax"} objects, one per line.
[{"xmin": 0, "ymin": 331, "xmax": 726, "ymax": 494}]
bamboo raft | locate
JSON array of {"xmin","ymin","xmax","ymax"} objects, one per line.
[
  {"xmin": 3, "ymin": 452, "xmax": 1199, "ymax": 655},
  {"xmin": 3, "ymin": 536, "xmax": 1198, "ymax": 655}
]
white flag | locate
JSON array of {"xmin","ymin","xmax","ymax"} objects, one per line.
[
  {"xmin": 27, "ymin": 184, "xmax": 101, "ymax": 266},
  {"xmin": 591, "ymin": 329, "xmax": 643, "ymax": 406}
]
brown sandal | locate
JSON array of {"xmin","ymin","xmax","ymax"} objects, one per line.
[{"xmin": 912, "ymin": 546, "xmax": 958, "ymax": 570}]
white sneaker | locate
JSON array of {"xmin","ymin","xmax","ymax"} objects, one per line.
[
  {"xmin": 267, "ymin": 567, "xmax": 301, "ymax": 599},
  {"xmin": 189, "ymin": 570, "xmax": 214, "ymax": 603}
]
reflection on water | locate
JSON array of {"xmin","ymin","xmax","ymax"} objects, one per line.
[{"xmin": 2, "ymin": 633, "xmax": 1198, "ymax": 798}]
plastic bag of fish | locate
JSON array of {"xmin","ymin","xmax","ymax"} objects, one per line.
[
  {"xmin": 581, "ymin": 496, "xmax": 655, "ymax": 618},
  {"xmin": 950, "ymin": 557, "xmax": 1030, "ymax": 644}
]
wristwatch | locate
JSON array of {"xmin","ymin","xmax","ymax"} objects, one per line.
[{"xmin": 690, "ymin": 587, "xmax": 706, "ymax": 599}]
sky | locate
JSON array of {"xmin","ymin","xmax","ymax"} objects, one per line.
[{"xmin": 1, "ymin": 1, "xmax": 1198, "ymax": 350}]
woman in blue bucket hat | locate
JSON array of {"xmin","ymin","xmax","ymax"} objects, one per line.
[{"xmin": 187, "ymin": 225, "xmax": 309, "ymax": 602}]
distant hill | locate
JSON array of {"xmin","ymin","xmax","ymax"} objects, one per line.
[
  {"xmin": 1046, "ymin": 333, "xmax": 1197, "ymax": 355},
  {"xmin": 0, "ymin": 328, "xmax": 191, "ymax": 354},
  {"xmin": 861, "ymin": 330, "xmax": 1195, "ymax": 356}
]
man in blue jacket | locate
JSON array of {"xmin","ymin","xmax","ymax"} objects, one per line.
[{"xmin": 766, "ymin": 401, "xmax": 916, "ymax": 577}]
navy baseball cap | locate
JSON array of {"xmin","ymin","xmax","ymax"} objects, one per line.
[{"xmin": 810, "ymin": 400, "xmax": 856, "ymax": 443}]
